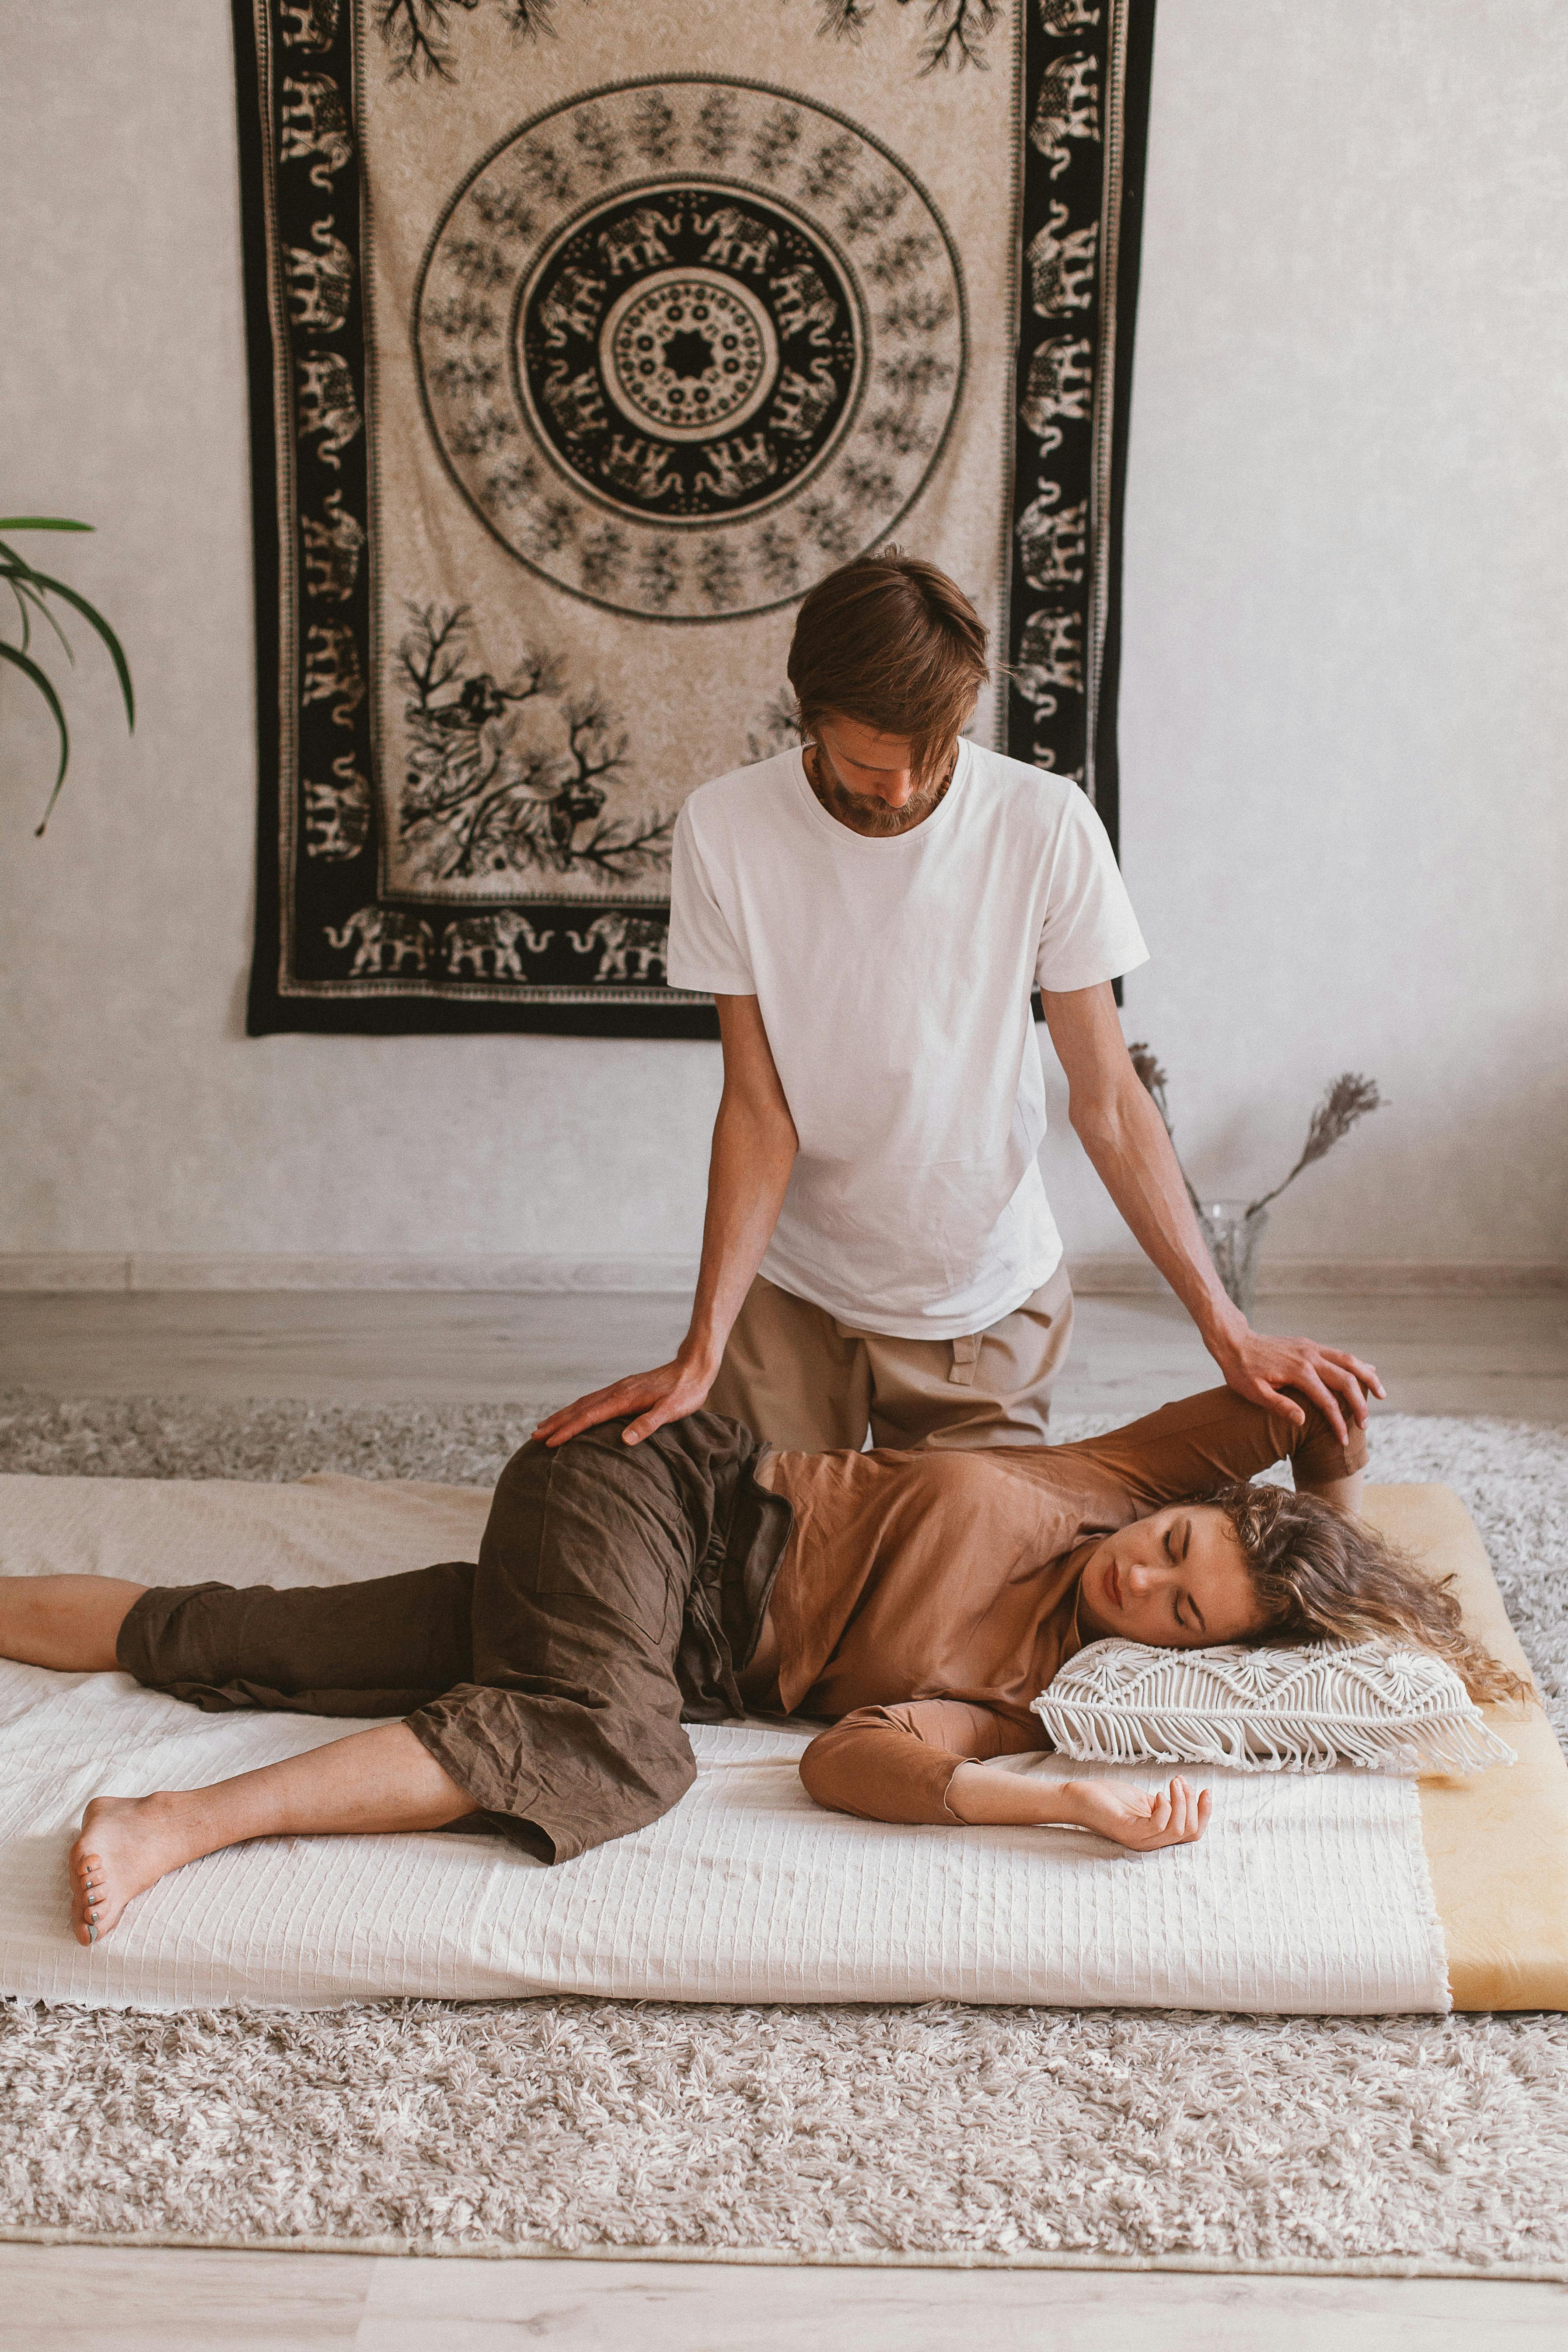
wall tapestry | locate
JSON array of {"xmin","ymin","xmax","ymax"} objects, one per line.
[{"xmin": 235, "ymin": 0, "xmax": 1156, "ymax": 1035}]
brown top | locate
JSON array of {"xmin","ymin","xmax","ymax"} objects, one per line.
[{"xmin": 753, "ymin": 1387, "xmax": 1365, "ymax": 1826}]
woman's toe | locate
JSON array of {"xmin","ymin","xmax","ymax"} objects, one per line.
[{"xmin": 70, "ymin": 1856, "xmax": 109, "ymax": 1943}]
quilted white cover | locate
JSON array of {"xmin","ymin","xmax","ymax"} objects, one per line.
[{"xmin": 0, "ymin": 1473, "xmax": 1451, "ymax": 2014}]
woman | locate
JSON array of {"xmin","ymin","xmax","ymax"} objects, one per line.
[{"xmin": 0, "ymin": 1387, "xmax": 1523, "ymax": 1946}]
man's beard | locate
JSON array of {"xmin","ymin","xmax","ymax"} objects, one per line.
[{"xmin": 808, "ymin": 746, "xmax": 951, "ymax": 836}]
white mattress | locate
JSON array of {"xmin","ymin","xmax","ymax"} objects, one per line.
[{"xmin": 0, "ymin": 1473, "xmax": 1451, "ymax": 2014}]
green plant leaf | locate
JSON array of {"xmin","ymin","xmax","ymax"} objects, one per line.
[
  {"xmin": 19, "ymin": 572, "xmax": 133, "ymax": 728},
  {"xmin": 10, "ymin": 574, "xmax": 76, "ymax": 665},
  {"xmin": 0, "ymin": 544, "xmax": 46, "ymax": 585},
  {"xmin": 0, "ymin": 517, "xmax": 94, "ymax": 532},
  {"xmin": 0, "ymin": 638, "xmax": 70, "ymax": 831}
]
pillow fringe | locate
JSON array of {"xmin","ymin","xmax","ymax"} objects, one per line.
[
  {"xmin": 1034, "ymin": 1699, "xmax": 1518, "ymax": 1776},
  {"xmin": 1031, "ymin": 1639, "xmax": 1519, "ymax": 1775}
]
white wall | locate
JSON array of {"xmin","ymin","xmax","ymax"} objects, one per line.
[
  {"xmin": 1101, "ymin": 0, "xmax": 1568, "ymax": 1268},
  {"xmin": 1, "ymin": 1, "xmax": 1564, "ymax": 1274}
]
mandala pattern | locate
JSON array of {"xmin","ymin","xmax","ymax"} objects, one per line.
[{"xmin": 416, "ymin": 81, "xmax": 964, "ymax": 620}]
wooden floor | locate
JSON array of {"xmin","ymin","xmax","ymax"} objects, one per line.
[
  {"xmin": 3, "ymin": 1283, "xmax": 1566, "ymax": 2346},
  {"xmin": 3, "ymin": 1284, "xmax": 1565, "ymax": 1423},
  {"xmin": 1, "ymin": 2242, "xmax": 1565, "ymax": 2349}
]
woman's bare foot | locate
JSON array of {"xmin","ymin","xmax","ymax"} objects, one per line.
[
  {"xmin": 69, "ymin": 1793, "xmax": 192, "ymax": 1946},
  {"xmin": 65, "ymin": 1727, "xmax": 478, "ymax": 1947}
]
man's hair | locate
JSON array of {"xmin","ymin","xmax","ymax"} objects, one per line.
[
  {"xmin": 1214, "ymin": 1481, "xmax": 1531, "ymax": 1707},
  {"xmin": 786, "ymin": 548, "xmax": 988, "ymax": 783}
]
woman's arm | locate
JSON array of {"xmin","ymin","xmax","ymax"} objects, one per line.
[
  {"xmin": 1050, "ymin": 1385, "xmax": 1369, "ymax": 1518},
  {"xmin": 800, "ymin": 1698, "xmax": 1043, "ymax": 1822},
  {"xmin": 947, "ymin": 1764, "xmax": 1210, "ymax": 1850},
  {"xmin": 800, "ymin": 1699, "xmax": 1210, "ymax": 1851},
  {"xmin": 535, "ymin": 995, "xmax": 798, "ymax": 1447}
]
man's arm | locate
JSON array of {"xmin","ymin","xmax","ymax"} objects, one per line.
[
  {"xmin": 1040, "ymin": 982, "xmax": 1385, "ymax": 1444},
  {"xmin": 533, "ymin": 994, "xmax": 798, "ymax": 1447}
]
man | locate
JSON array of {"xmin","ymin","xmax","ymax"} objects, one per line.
[{"xmin": 538, "ymin": 551, "xmax": 1380, "ymax": 1455}]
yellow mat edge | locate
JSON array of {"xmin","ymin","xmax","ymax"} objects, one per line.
[{"xmin": 1362, "ymin": 1485, "xmax": 1568, "ymax": 2013}]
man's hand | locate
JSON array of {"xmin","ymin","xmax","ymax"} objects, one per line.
[
  {"xmin": 1063, "ymin": 1775, "xmax": 1211, "ymax": 1852},
  {"xmin": 533, "ymin": 1354, "xmax": 718, "ymax": 1450},
  {"xmin": 1205, "ymin": 1323, "xmax": 1384, "ymax": 1446},
  {"xmin": 534, "ymin": 995, "xmax": 797, "ymax": 1453}
]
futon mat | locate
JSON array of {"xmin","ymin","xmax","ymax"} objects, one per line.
[{"xmin": 0, "ymin": 1473, "xmax": 1558, "ymax": 2013}]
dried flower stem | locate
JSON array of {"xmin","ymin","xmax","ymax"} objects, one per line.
[
  {"xmin": 1127, "ymin": 1048, "xmax": 1384, "ymax": 1223},
  {"xmin": 1246, "ymin": 1074, "xmax": 1384, "ymax": 1218}
]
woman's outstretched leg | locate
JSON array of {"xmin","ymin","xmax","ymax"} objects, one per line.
[
  {"xmin": 69, "ymin": 1721, "xmax": 477, "ymax": 1946},
  {"xmin": 0, "ymin": 1576, "xmax": 146, "ymax": 1672}
]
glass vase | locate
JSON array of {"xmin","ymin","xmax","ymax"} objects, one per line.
[{"xmin": 1197, "ymin": 1199, "xmax": 1269, "ymax": 1319}]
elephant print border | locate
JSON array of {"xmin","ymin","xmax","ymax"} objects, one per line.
[{"xmin": 234, "ymin": 0, "xmax": 1155, "ymax": 1035}]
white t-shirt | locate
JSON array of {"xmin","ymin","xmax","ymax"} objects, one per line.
[{"xmin": 666, "ymin": 741, "xmax": 1149, "ymax": 1340}]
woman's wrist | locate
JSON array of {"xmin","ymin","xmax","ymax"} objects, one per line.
[
  {"xmin": 946, "ymin": 1762, "xmax": 1085, "ymax": 1827},
  {"xmin": 1037, "ymin": 1778, "xmax": 1090, "ymax": 1827}
]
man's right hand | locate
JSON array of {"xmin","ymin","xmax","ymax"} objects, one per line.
[
  {"xmin": 532, "ymin": 1353, "xmax": 719, "ymax": 1449},
  {"xmin": 534, "ymin": 995, "xmax": 796, "ymax": 1453}
]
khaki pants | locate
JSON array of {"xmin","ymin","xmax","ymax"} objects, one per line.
[{"xmin": 707, "ymin": 1260, "xmax": 1075, "ymax": 1452}]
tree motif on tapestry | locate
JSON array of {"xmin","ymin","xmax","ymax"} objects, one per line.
[{"xmin": 396, "ymin": 605, "xmax": 677, "ymax": 883}]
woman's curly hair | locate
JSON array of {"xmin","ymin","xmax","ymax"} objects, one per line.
[{"xmin": 1209, "ymin": 1479, "xmax": 1533, "ymax": 1707}]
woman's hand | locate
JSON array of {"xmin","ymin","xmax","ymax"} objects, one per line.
[
  {"xmin": 1062, "ymin": 1775, "xmax": 1211, "ymax": 1851},
  {"xmin": 944, "ymin": 1761, "xmax": 1211, "ymax": 1849}
]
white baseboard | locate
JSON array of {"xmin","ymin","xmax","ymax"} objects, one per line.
[
  {"xmin": 0, "ymin": 1252, "xmax": 1563, "ymax": 1296},
  {"xmin": 1067, "ymin": 1256, "xmax": 1568, "ymax": 1297},
  {"xmin": 0, "ymin": 1253, "xmax": 702, "ymax": 1294}
]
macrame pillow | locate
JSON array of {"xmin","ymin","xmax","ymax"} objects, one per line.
[{"xmin": 1031, "ymin": 1640, "xmax": 1518, "ymax": 1775}]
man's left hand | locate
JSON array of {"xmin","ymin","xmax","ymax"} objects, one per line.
[{"xmin": 1207, "ymin": 1325, "xmax": 1384, "ymax": 1444}]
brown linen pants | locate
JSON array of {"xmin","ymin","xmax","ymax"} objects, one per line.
[
  {"xmin": 707, "ymin": 1259, "xmax": 1075, "ymax": 1453},
  {"xmin": 115, "ymin": 1415, "xmax": 792, "ymax": 1865}
]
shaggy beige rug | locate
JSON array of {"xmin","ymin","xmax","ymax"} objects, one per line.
[
  {"xmin": 3, "ymin": 1999, "xmax": 1567, "ymax": 2275},
  {"xmin": 1, "ymin": 1395, "xmax": 1565, "ymax": 2275}
]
